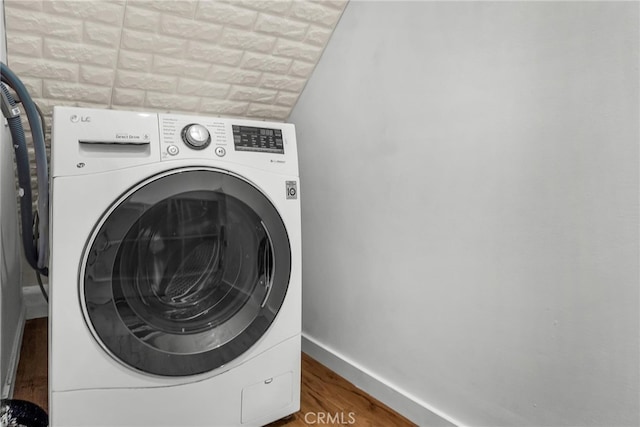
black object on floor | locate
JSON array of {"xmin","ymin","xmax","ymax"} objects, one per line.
[{"xmin": 0, "ymin": 399, "xmax": 48, "ymax": 427}]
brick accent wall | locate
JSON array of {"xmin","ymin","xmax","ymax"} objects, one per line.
[
  {"xmin": 3, "ymin": 0, "xmax": 347, "ymax": 200},
  {"xmin": 4, "ymin": 0, "xmax": 347, "ymax": 121}
]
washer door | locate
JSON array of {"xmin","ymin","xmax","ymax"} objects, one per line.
[{"xmin": 81, "ymin": 168, "xmax": 291, "ymax": 376}]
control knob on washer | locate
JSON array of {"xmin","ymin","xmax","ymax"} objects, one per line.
[{"xmin": 181, "ymin": 124, "xmax": 211, "ymax": 150}]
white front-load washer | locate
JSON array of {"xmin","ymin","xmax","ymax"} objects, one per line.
[{"xmin": 49, "ymin": 107, "xmax": 301, "ymax": 426}]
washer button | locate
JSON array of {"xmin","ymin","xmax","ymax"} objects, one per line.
[
  {"xmin": 215, "ymin": 147, "xmax": 226, "ymax": 157},
  {"xmin": 167, "ymin": 145, "xmax": 179, "ymax": 156}
]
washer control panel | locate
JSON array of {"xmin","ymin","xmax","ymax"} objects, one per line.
[
  {"xmin": 51, "ymin": 107, "xmax": 298, "ymax": 177},
  {"xmin": 158, "ymin": 113, "xmax": 297, "ymax": 175}
]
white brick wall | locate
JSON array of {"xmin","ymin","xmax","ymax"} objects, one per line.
[
  {"xmin": 4, "ymin": 0, "xmax": 348, "ymax": 123},
  {"xmin": 3, "ymin": 0, "xmax": 347, "ymax": 202}
]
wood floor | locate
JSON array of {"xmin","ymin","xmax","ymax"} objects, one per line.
[{"xmin": 13, "ymin": 318, "xmax": 415, "ymax": 426}]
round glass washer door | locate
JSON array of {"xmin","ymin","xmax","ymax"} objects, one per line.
[{"xmin": 81, "ymin": 168, "xmax": 291, "ymax": 376}]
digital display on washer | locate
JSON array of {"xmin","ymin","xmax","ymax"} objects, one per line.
[{"xmin": 232, "ymin": 125, "xmax": 284, "ymax": 154}]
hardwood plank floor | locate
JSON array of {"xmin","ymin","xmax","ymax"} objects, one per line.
[
  {"xmin": 13, "ymin": 318, "xmax": 415, "ymax": 426},
  {"xmin": 12, "ymin": 318, "xmax": 48, "ymax": 412}
]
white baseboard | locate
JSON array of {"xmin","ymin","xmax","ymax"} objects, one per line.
[
  {"xmin": 2, "ymin": 305, "xmax": 25, "ymax": 399},
  {"xmin": 301, "ymin": 333, "xmax": 462, "ymax": 427},
  {"xmin": 23, "ymin": 284, "xmax": 49, "ymax": 320}
]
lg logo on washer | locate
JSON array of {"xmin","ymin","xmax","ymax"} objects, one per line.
[{"xmin": 70, "ymin": 114, "xmax": 90, "ymax": 123}]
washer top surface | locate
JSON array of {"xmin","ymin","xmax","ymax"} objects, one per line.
[{"xmin": 51, "ymin": 106, "xmax": 298, "ymax": 178}]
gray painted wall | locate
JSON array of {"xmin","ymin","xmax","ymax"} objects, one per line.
[
  {"xmin": 0, "ymin": 0, "xmax": 25, "ymax": 397},
  {"xmin": 290, "ymin": 2, "xmax": 639, "ymax": 426}
]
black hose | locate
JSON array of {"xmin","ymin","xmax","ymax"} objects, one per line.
[
  {"xmin": 33, "ymin": 211, "xmax": 48, "ymax": 302},
  {"xmin": 36, "ymin": 270, "xmax": 48, "ymax": 303},
  {"xmin": 0, "ymin": 83, "xmax": 39, "ymax": 272},
  {"xmin": 1, "ymin": 62, "xmax": 49, "ymax": 276}
]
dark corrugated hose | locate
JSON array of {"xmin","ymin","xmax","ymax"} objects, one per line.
[{"xmin": 1, "ymin": 61, "xmax": 48, "ymax": 277}]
